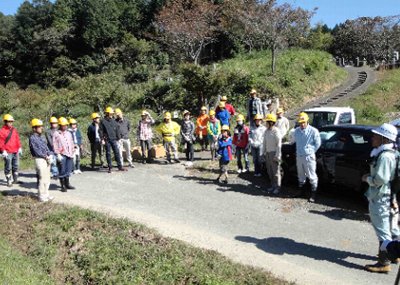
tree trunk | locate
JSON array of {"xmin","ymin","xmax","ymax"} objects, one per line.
[{"xmin": 271, "ymin": 45, "xmax": 276, "ymax": 74}]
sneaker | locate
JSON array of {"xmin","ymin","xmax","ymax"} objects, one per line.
[
  {"xmin": 223, "ymin": 179, "xmax": 228, "ymax": 184},
  {"xmin": 272, "ymin": 188, "xmax": 280, "ymax": 195},
  {"xmin": 365, "ymin": 262, "xmax": 391, "ymax": 273},
  {"xmin": 77, "ymin": 169, "xmax": 82, "ymax": 174},
  {"xmin": 174, "ymin": 159, "xmax": 181, "ymax": 163},
  {"xmin": 237, "ymin": 169, "xmax": 242, "ymax": 174},
  {"xmin": 129, "ymin": 163, "xmax": 135, "ymax": 168},
  {"xmin": 308, "ymin": 192, "xmax": 316, "ymax": 203},
  {"xmin": 48, "ymin": 196, "xmax": 54, "ymax": 201},
  {"xmin": 266, "ymin": 187, "xmax": 274, "ymax": 193},
  {"xmin": 242, "ymin": 169, "xmax": 248, "ymax": 173},
  {"xmin": 108, "ymin": 168, "xmax": 112, "ymax": 173},
  {"xmin": 118, "ymin": 167, "xmax": 128, "ymax": 172},
  {"xmin": 73, "ymin": 170, "xmax": 78, "ymax": 174}
]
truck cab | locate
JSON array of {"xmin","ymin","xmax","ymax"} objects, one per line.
[{"xmin": 304, "ymin": 107, "xmax": 356, "ymax": 129}]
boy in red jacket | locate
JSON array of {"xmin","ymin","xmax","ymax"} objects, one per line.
[
  {"xmin": 0, "ymin": 114, "xmax": 22, "ymax": 186},
  {"xmin": 232, "ymin": 114, "xmax": 250, "ymax": 173}
]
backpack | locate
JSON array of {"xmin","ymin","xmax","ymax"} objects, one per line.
[{"xmin": 378, "ymin": 149, "xmax": 400, "ymax": 194}]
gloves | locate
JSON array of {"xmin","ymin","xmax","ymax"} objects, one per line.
[
  {"xmin": 1, "ymin": 150, "xmax": 8, "ymax": 158},
  {"xmin": 18, "ymin": 148, "xmax": 22, "ymax": 155},
  {"xmin": 56, "ymin": 153, "xmax": 63, "ymax": 162}
]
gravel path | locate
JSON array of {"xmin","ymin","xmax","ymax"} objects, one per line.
[{"xmin": 6, "ymin": 161, "xmax": 398, "ymax": 285}]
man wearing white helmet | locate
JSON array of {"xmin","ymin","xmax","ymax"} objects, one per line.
[{"xmin": 363, "ymin": 123, "xmax": 399, "ymax": 273}]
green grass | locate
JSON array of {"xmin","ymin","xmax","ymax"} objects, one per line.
[
  {"xmin": 0, "ymin": 237, "xmax": 54, "ymax": 285},
  {"xmin": 217, "ymin": 48, "xmax": 347, "ymax": 111},
  {"xmin": 0, "ymin": 195, "xmax": 291, "ymax": 285},
  {"xmin": 339, "ymin": 69, "xmax": 400, "ymax": 125}
]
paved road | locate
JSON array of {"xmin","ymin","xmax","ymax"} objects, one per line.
[{"xmin": 7, "ymin": 161, "xmax": 399, "ymax": 285}]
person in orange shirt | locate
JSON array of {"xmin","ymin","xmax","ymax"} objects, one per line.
[{"xmin": 196, "ymin": 106, "xmax": 209, "ymax": 151}]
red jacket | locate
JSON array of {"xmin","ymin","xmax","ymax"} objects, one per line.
[
  {"xmin": 232, "ymin": 124, "xmax": 249, "ymax": 148},
  {"xmin": 216, "ymin": 103, "xmax": 236, "ymax": 116},
  {"xmin": 0, "ymin": 125, "xmax": 21, "ymax": 153}
]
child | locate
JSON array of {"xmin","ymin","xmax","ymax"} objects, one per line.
[
  {"xmin": 216, "ymin": 125, "xmax": 233, "ymax": 184},
  {"xmin": 196, "ymin": 106, "xmax": 209, "ymax": 151},
  {"xmin": 249, "ymin": 114, "xmax": 266, "ymax": 177},
  {"xmin": 180, "ymin": 110, "xmax": 195, "ymax": 163},
  {"xmin": 157, "ymin": 112, "xmax": 180, "ymax": 163},
  {"xmin": 207, "ymin": 110, "xmax": 221, "ymax": 161},
  {"xmin": 216, "ymin": 102, "xmax": 230, "ymax": 127},
  {"xmin": 69, "ymin": 118, "xmax": 82, "ymax": 174},
  {"xmin": 232, "ymin": 114, "xmax": 250, "ymax": 173},
  {"xmin": 137, "ymin": 110, "xmax": 155, "ymax": 164}
]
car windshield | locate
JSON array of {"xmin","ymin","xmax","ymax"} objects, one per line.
[{"xmin": 306, "ymin": 112, "xmax": 336, "ymax": 129}]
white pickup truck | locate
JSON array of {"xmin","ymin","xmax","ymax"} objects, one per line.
[{"xmin": 303, "ymin": 106, "xmax": 356, "ymax": 129}]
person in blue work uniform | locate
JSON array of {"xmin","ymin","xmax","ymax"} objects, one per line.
[
  {"xmin": 362, "ymin": 123, "xmax": 399, "ymax": 273},
  {"xmin": 29, "ymin": 118, "xmax": 54, "ymax": 202},
  {"xmin": 290, "ymin": 112, "xmax": 321, "ymax": 203},
  {"xmin": 216, "ymin": 102, "xmax": 231, "ymax": 127},
  {"xmin": 215, "ymin": 125, "xmax": 233, "ymax": 184}
]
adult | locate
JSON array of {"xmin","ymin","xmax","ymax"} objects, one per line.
[
  {"xmin": 275, "ymin": 108, "xmax": 290, "ymax": 138},
  {"xmin": 249, "ymin": 114, "xmax": 266, "ymax": 177},
  {"xmin": 180, "ymin": 110, "xmax": 196, "ymax": 163},
  {"xmin": 263, "ymin": 114, "xmax": 282, "ymax": 194},
  {"xmin": 232, "ymin": 114, "xmax": 250, "ymax": 173},
  {"xmin": 216, "ymin": 96, "xmax": 236, "ymax": 116},
  {"xmin": 45, "ymin": 117, "xmax": 60, "ymax": 177},
  {"xmin": 87, "ymin": 112, "xmax": 104, "ymax": 169},
  {"xmin": 291, "ymin": 112, "xmax": 321, "ymax": 203},
  {"xmin": 0, "ymin": 114, "xmax": 22, "ymax": 187},
  {"xmin": 137, "ymin": 110, "xmax": 155, "ymax": 164},
  {"xmin": 207, "ymin": 110, "xmax": 221, "ymax": 161},
  {"xmin": 115, "ymin": 108, "xmax": 134, "ymax": 168},
  {"xmin": 69, "ymin": 118, "xmax": 83, "ymax": 174},
  {"xmin": 53, "ymin": 117, "xmax": 75, "ymax": 191},
  {"xmin": 196, "ymin": 106, "xmax": 209, "ymax": 151},
  {"xmin": 29, "ymin": 118, "xmax": 54, "ymax": 202},
  {"xmin": 157, "ymin": 112, "xmax": 180, "ymax": 163},
  {"xmin": 362, "ymin": 123, "xmax": 398, "ymax": 273},
  {"xmin": 247, "ymin": 89, "xmax": 264, "ymax": 128},
  {"xmin": 100, "ymin": 107, "xmax": 127, "ymax": 173},
  {"xmin": 216, "ymin": 102, "xmax": 230, "ymax": 127}
]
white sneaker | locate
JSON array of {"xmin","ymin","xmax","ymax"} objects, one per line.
[
  {"xmin": 77, "ymin": 170, "xmax": 82, "ymax": 174},
  {"xmin": 237, "ymin": 169, "xmax": 242, "ymax": 174},
  {"xmin": 73, "ymin": 170, "xmax": 78, "ymax": 174},
  {"xmin": 242, "ymin": 169, "xmax": 248, "ymax": 173}
]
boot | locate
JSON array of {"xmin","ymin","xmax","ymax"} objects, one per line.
[
  {"xmin": 6, "ymin": 174, "xmax": 12, "ymax": 187},
  {"xmin": 60, "ymin": 178, "xmax": 67, "ymax": 192},
  {"xmin": 293, "ymin": 184, "xmax": 306, "ymax": 198},
  {"xmin": 308, "ymin": 191, "xmax": 317, "ymax": 203},
  {"xmin": 65, "ymin": 177, "xmax": 75, "ymax": 190},
  {"xmin": 12, "ymin": 172, "xmax": 22, "ymax": 184},
  {"xmin": 365, "ymin": 251, "xmax": 391, "ymax": 273}
]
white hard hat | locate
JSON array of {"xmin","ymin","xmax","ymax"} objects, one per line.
[{"xmin": 372, "ymin": 123, "xmax": 398, "ymax": 142}]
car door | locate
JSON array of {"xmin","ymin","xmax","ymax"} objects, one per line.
[
  {"xmin": 332, "ymin": 131, "xmax": 372, "ymax": 191},
  {"xmin": 318, "ymin": 129, "xmax": 343, "ymax": 184}
]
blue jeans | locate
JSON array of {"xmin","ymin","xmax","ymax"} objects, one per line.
[
  {"xmin": 57, "ymin": 155, "xmax": 73, "ymax": 179},
  {"xmin": 236, "ymin": 147, "xmax": 249, "ymax": 171},
  {"xmin": 105, "ymin": 139, "xmax": 122, "ymax": 169},
  {"xmin": 50, "ymin": 155, "xmax": 59, "ymax": 177},
  {"xmin": 4, "ymin": 153, "xmax": 19, "ymax": 176},
  {"xmin": 251, "ymin": 147, "xmax": 262, "ymax": 174}
]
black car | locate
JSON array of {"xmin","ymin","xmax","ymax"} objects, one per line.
[{"xmin": 282, "ymin": 125, "xmax": 400, "ymax": 192}]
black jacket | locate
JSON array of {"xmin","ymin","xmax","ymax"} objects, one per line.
[
  {"xmin": 116, "ymin": 118, "xmax": 130, "ymax": 139},
  {"xmin": 87, "ymin": 123, "xmax": 103, "ymax": 144},
  {"xmin": 100, "ymin": 117, "xmax": 120, "ymax": 141}
]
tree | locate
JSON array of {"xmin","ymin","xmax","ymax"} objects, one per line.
[
  {"xmin": 155, "ymin": 0, "xmax": 222, "ymax": 65},
  {"xmin": 303, "ymin": 23, "xmax": 333, "ymax": 51}
]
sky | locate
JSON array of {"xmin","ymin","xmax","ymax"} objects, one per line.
[{"xmin": 0, "ymin": 0, "xmax": 399, "ymax": 28}]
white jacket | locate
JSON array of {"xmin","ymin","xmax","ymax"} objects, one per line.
[
  {"xmin": 263, "ymin": 126, "xmax": 282, "ymax": 159},
  {"xmin": 275, "ymin": 116, "xmax": 289, "ymax": 137},
  {"xmin": 249, "ymin": 125, "xmax": 266, "ymax": 152}
]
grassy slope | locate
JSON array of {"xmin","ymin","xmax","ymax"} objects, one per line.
[
  {"xmin": 217, "ymin": 49, "xmax": 347, "ymax": 112},
  {"xmin": 0, "ymin": 195, "xmax": 291, "ymax": 285},
  {"xmin": 0, "ymin": 238, "xmax": 54, "ymax": 285},
  {"xmin": 339, "ymin": 69, "xmax": 400, "ymax": 125}
]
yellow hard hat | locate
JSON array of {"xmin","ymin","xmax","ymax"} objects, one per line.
[
  {"xmin": 254, "ymin": 114, "xmax": 263, "ymax": 120},
  {"xmin": 277, "ymin": 108, "xmax": 284, "ymax": 114},
  {"xmin": 200, "ymin": 106, "xmax": 207, "ymax": 111},
  {"xmin": 115, "ymin": 108, "xmax": 122, "ymax": 115},
  {"xmin": 209, "ymin": 110, "xmax": 216, "ymax": 116},
  {"xmin": 221, "ymin": 125, "xmax": 230, "ymax": 131},
  {"xmin": 183, "ymin": 110, "xmax": 190, "ymax": 116},
  {"xmin": 221, "ymin": 96, "xmax": 228, "ymax": 101},
  {"xmin": 69, "ymin": 118, "xmax": 77, "ymax": 124},
  {"xmin": 3, "ymin": 114, "xmax": 14, "ymax": 122},
  {"xmin": 218, "ymin": 101, "xmax": 226, "ymax": 108},
  {"xmin": 141, "ymin": 110, "xmax": 148, "ymax": 116},
  {"xmin": 105, "ymin": 106, "xmax": 114, "ymax": 114},
  {"xmin": 164, "ymin": 112, "xmax": 172, "ymax": 119},
  {"xmin": 91, "ymin": 112, "xmax": 100, "ymax": 119},
  {"xmin": 49, "ymin": 116, "xmax": 58, "ymax": 123},
  {"xmin": 265, "ymin": 113, "xmax": 277, "ymax": 123},
  {"xmin": 236, "ymin": 114, "xmax": 245, "ymax": 122},
  {"xmin": 58, "ymin": 117, "xmax": 69, "ymax": 126},
  {"xmin": 297, "ymin": 112, "xmax": 309, "ymax": 123},
  {"xmin": 31, "ymin": 118, "xmax": 43, "ymax": 127},
  {"xmin": 250, "ymin": 88, "xmax": 257, "ymax": 94}
]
